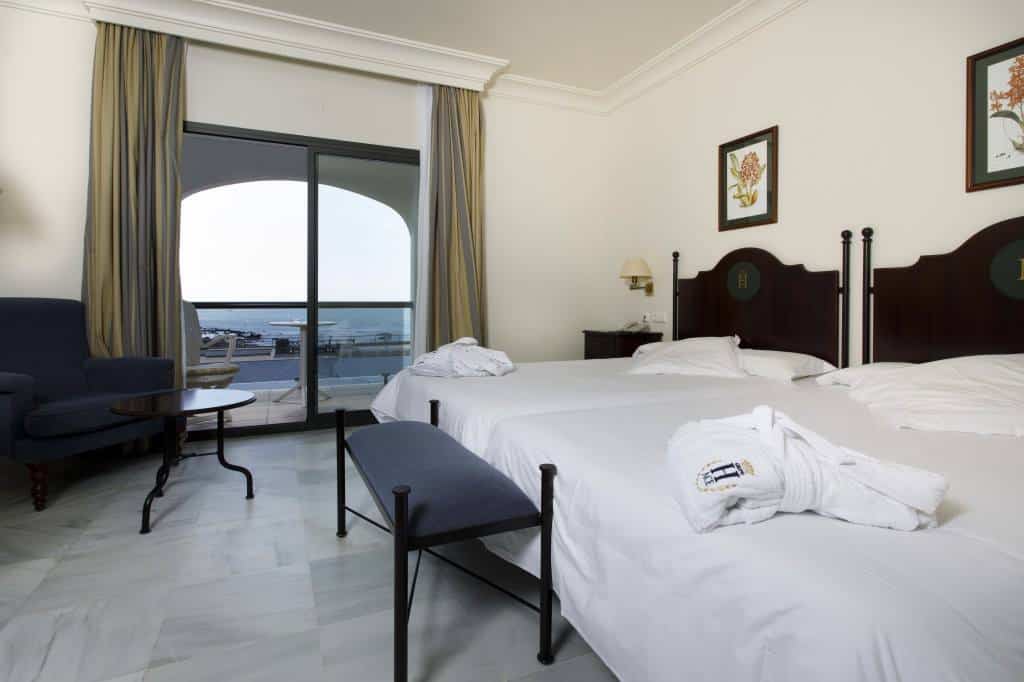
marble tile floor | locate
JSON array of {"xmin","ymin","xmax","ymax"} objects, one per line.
[{"xmin": 0, "ymin": 430, "xmax": 617, "ymax": 682}]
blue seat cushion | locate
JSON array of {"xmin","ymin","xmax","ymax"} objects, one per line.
[
  {"xmin": 24, "ymin": 393, "xmax": 143, "ymax": 439},
  {"xmin": 346, "ymin": 422, "xmax": 539, "ymax": 547}
]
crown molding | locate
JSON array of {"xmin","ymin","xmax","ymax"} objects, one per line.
[
  {"xmin": 489, "ymin": 0, "xmax": 807, "ymax": 115},
  {"xmin": 0, "ymin": 0, "xmax": 90, "ymax": 22},
  {"xmin": 81, "ymin": 0, "xmax": 508, "ymax": 90},
  {"xmin": 486, "ymin": 75, "xmax": 604, "ymax": 114},
  {"xmin": 11, "ymin": 0, "xmax": 806, "ymax": 107},
  {"xmin": 603, "ymin": 0, "xmax": 808, "ymax": 111}
]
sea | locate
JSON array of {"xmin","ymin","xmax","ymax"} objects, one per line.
[{"xmin": 196, "ymin": 307, "xmax": 412, "ymax": 344}]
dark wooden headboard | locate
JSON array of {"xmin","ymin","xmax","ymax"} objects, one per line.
[
  {"xmin": 864, "ymin": 217, "xmax": 1024, "ymax": 363},
  {"xmin": 672, "ymin": 233, "xmax": 851, "ymax": 368}
]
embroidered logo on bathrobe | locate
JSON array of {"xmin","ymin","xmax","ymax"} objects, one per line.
[{"xmin": 696, "ymin": 459, "xmax": 755, "ymax": 493}]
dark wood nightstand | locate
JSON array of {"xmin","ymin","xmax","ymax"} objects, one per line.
[{"xmin": 583, "ymin": 330, "xmax": 663, "ymax": 359}]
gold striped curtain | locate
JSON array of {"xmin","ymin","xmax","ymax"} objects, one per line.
[
  {"xmin": 429, "ymin": 85, "xmax": 486, "ymax": 348},
  {"xmin": 82, "ymin": 23, "xmax": 185, "ymax": 381}
]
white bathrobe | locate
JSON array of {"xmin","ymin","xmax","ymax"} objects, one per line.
[
  {"xmin": 409, "ymin": 337, "xmax": 515, "ymax": 378},
  {"xmin": 666, "ymin": 406, "xmax": 948, "ymax": 532}
]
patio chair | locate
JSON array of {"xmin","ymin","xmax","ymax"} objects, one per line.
[{"xmin": 182, "ymin": 301, "xmax": 240, "ymax": 390}]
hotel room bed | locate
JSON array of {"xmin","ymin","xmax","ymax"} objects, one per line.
[
  {"xmin": 370, "ymin": 221, "xmax": 1024, "ymax": 681},
  {"xmin": 374, "ymin": 236, "xmax": 853, "ymax": 452},
  {"xmin": 477, "ymin": 380, "xmax": 1024, "ymax": 682}
]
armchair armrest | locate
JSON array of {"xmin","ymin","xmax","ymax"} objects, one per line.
[
  {"xmin": 202, "ymin": 333, "xmax": 238, "ymax": 362},
  {"xmin": 84, "ymin": 357, "xmax": 174, "ymax": 395},
  {"xmin": 0, "ymin": 372, "xmax": 34, "ymax": 457}
]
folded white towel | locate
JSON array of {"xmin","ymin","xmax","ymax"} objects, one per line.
[
  {"xmin": 666, "ymin": 406, "xmax": 948, "ymax": 532},
  {"xmin": 410, "ymin": 337, "xmax": 515, "ymax": 378}
]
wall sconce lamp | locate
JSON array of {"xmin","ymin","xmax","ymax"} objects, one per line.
[{"xmin": 620, "ymin": 257, "xmax": 654, "ymax": 296}]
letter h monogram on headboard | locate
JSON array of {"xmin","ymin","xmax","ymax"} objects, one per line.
[
  {"xmin": 737, "ymin": 269, "xmax": 749, "ymax": 289},
  {"xmin": 1019, "ymin": 257, "xmax": 1024, "ymax": 281}
]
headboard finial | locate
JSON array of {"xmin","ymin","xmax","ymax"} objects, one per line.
[
  {"xmin": 671, "ymin": 251, "xmax": 680, "ymax": 341},
  {"xmin": 861, "ymin": 227, "xmax": 875, "ymax": 364},
  {"xmin": 840, "ymin": 231, "xmax": 853, "ymax": 367}
]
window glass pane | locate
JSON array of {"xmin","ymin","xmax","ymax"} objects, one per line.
[
  {"xmin": 317, "ymin": 155, "xmax": 418, "ymax": 302},
  {"xmin": 180, "ymin": 134, "xmax": 307, "ymax": 303},
  {"xmin": 316, "ymin": 154, "xmax": 417, "ymax": 413}
]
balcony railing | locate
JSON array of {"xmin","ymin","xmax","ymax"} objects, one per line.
[{"xmin": 191, "ymin": 301, "xmax": 412, "ymax": 399}]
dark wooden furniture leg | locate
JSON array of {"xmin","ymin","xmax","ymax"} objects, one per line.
[
  {"xmin": 27, "ymin": 463, "xmax": 48, "ymax": 511},
  {"xmin": 336, "ymin": 409, "xmax": 346, "ymax": 538},
  {"xmin": 141, "ymin": 416, "xmax": 176, "ymax": 534},
  {"xmin": 215, "ymin": 410, "xmax": 254, "ymax": 498},
  {"xmin": 393, "ymin": 484, "xmax": 410, "ymax": 682},
  {"xmin": 538, "ymin": 463, "xmax": 556, "ymax": 665}
]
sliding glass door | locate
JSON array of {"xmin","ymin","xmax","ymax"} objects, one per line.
[
  {"xmin": 313, "ymin": 153, "xmax": 418, "ymax": 416},
  {"xmin": 179, "ymin": 124, "xmax": 418, "ymax": 433}
]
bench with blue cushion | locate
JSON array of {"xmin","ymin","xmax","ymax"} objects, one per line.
[{"xmin": 336, "ymin": 402, "xmax": 556, "ymax": 682}]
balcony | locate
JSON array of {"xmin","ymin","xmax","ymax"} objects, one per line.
[{"xmin": 189, "ymin": 304, "xmax": 411, "ymax": 429}]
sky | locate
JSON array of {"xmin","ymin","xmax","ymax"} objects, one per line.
[{"xmin": 180, "ymin": 180, "xmax": 412, "ymax": 302}]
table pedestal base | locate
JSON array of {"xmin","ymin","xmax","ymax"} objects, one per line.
[{"xmin": 141, "ymin": 411, "xmax": 254, "ymax": 534}]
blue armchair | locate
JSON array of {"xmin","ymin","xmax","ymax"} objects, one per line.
[{"xmin": 0, "ymin": 298, "xmax": 173, "ymax": 510}]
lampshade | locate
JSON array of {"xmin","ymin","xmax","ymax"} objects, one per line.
[{"xmin": 619, "ymin": 257, "xmax": 652, "ymax": 279}]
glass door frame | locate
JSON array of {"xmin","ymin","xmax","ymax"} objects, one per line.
[{"xmin": 183, "ymin": 122, "xmax": 419, "ymax": 437}]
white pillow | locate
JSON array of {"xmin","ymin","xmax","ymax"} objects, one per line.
[
  {"xmin": 815, "ymin": 362, "xmax": 914, "ymax": 388},
  {"xmin": 632, "ymin": 341, "xmax": 666, "ymax": 358},
  {"xmin": 628, "ymin": 336, "xmax": 744, "ymax": 378},
  {"xmin": 739, "ymin": 349, "xmax": 836, "ymax": 382},
  {"xmin": 848, "ymin": 354, "xmax": 1024, "ymax": 436}
]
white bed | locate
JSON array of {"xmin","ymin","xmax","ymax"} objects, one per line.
[
  {"xmin": 372, "ymin": 358, "xmax": 750, "ymax": 452},
  {"xmin": 374, "ymin": 366, "xmax": 1024, "ymax": 682},
  {"xmin": 369, "ymin": 224, "xmax": 1024, "ymax": 681}
]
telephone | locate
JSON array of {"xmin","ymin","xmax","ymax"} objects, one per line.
[{"xmin": 620, "ymin": 321, "xmax": 650, "ymax": 332}]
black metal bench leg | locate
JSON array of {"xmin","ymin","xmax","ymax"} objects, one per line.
[
  {"xmin": 538, "ymin": 463, "xmax": 557, "ymax": 665},
  {"xmin": 394, "ymin": 485, "xmax": 411, "ymax": 682},
  {"xmin": 336, "ymin": 409, "xmax": 347, "ymax": 538}
]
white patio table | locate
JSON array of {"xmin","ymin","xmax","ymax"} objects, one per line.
[{"xmin": 268, "ymin": 320, "xmax": 337, "ymax": 405}]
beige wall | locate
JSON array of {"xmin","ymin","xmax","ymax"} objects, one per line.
[
  {"xmin": 481, "ymin": 95, "xmax": 620, "ymax": 361},
  {"xmin": 0, "ymin": 6, "xmax": 94, "ymax": 298},
  {"xmin": 605, "ymin": 0, "xmax": 1024, "ymax": 363},
  {"xmin": 5, "ymin": 1, "xmax": 1021, "ymax": 363},
  {"xmin": 186, "ymin": 43, "xmax": 422, "ymax": 149}
]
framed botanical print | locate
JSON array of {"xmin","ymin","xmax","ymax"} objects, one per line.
[
  {"xmin": 718, "ymin": 126, "xmax": 778, "ymax": 231},
  {"xmin": 967, "ymin": 36, "xmax": 1024, "ymax": 192}
]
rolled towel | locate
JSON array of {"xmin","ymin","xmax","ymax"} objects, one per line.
[
  {"xmin": 666, "ymin": 406, "xmax": 948, "ymax": 532},
  {"xmin": 410, "ymin": 338, "xmax": 515, "ymax": 378}
]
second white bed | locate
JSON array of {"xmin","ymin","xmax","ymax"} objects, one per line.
[{"xmin": 381, "ymin": 368, "xmax": 1024, "ymax": 682}]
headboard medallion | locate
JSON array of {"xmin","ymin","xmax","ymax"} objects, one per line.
[
  {"xmin": 726, "ymin": 262, "xmax": 761, "ymax": 301},
  {"xmin": 989, "ymin": 239, "xmax": 1024, "ymax": 301}
]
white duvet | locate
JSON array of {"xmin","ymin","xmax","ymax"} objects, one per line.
[
  {"xmin": 374, "ymin": 360, "xmax": 1024, "ymax": 681},
  {"xmin": 481, "ymin": 383, "xmax": 1024, "ymax": 682},
  {"xmin": 372, "ymin": 358, "xmax": 747, "ymax": 452}
]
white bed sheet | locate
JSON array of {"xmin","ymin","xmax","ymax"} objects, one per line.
[
  {"xmin": 371, "ymin": 358, "xmax": 747, "ymax": 452},
  {"xmin": 475, "ymin": 381, "xmax": 1024, "ymax": 682}
]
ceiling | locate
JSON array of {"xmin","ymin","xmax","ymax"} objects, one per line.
[{"xmin": 241, "ymin": 0, "xmax": 739, "ymax": 91}]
